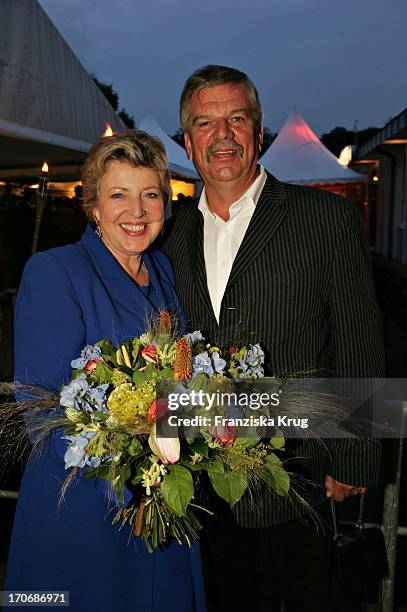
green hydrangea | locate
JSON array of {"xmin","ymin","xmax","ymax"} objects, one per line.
[
  {"xmin": 111, "ymin": 369, "xmax": 129, "ymax": 388},
  {"xmin": 107, "ymin": 382, "xmax": 155, "ymax": 427}
]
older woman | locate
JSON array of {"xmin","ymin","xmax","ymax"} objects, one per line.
[{"xmin": 6, "ymin": 131, "xmax": 206, "ymax": 612}]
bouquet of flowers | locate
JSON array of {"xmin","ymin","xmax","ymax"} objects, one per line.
[{"xmin": 56, "ymin": 312, "xmax": 290, "ymax": 551}]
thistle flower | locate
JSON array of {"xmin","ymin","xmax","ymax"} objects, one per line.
[
  {"xmin": 173, "ymin": 338, "xmax": 192, "ymax": 380},
  {"xmin": 158, "ymin": 310, "xmax": 172, "ymax": 335}
]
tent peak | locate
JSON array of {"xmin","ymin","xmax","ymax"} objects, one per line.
[{"xmin": 261, "ymin": 107, "xmax": 364, "ymax": 185}]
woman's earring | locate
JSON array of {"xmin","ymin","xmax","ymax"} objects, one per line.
[{"xmin": 94, "ymin": 220, "xmax": 102, "ymax": 238}]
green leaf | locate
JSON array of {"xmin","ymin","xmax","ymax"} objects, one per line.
[
  {"xmin": 72, "ymin": 369, "xmax": 87, "ymax": 379},
  {"xmin": 131, "ymin": 473, "xmax": 143, "ymax": 485},
  {"xmin": 160, "ymin": 367, "xmax": 173, "ymax": 379},
  {"xmin": 183, "ymin": 426, "xmax": 201, "ymax": 444},
  {"xmin": 133, "ymin": 370, "xmax": 145, "ymax": 387},
  {"xmin": 233, "ymin": 437, "xmax": 261, "ymax": 450},
  {"xmin": 143, "ymin": 364, "xmax": 157, "ymax": 382},
  {"xmin": 161, "ymin": 464, "xmax": 194, "ymax": 516},
  {"xmin": 86, "ymin": 464, "xmax": 111, "ymax": 480},
  {"xmin": 208, "ymin": 468, "xmax": 247, "ymax": 508},
  {"xmin": 186, "ymin": 506, "xmax": 203, "ymax": 530},
  {"xmin": 187, "ymin": 373, "xmax": 211, "ymax": 392},
  {"xmin": 180, "ymin": 457, "xmax": 213, "ymax": 472},
  {"xmin": 113, "ymin": 464, "xmax": 131, "ymax": 503},
  {"xmin": 189, "ymin": 438, "xmax": 210, "ymax": 458},
  {"xmin": 268, "ymin": 428, "xmax": 285, "ymax": 450},
  {"xmin": 95, "ymin": 339, "xmax": 118, "ymax": 365},
  {"xmin": 128, "ymin": 437, "xmax": 144, "ymax": 457},
  {"xmin": 94, "ymin": 363, "xmax": 113, "ymax": 383},
  {"xmin": 257, "ymin": 453, "xmax": 290, "ymax": 496},
  {"xmin": 96, "ymin": 338, "xmax": 115, "ymax": 355},
  {"xmin": 131, "ymin": 339, "xmax": 140, "ymax": 362},
  {"xmin": 265, "ymin": 452, "xmax": 283, "ymax": 467}
]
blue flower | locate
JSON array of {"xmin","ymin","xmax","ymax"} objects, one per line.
[
  {"xmin": 64, "ymin": 433, "xmax": 90, "ymax": 468},
  {"xmin": 63, "ymin": 431, "xmax": 101, "ymax": 469},
  {"xmin": 84, "ymin": 455, "xmax": 101, "ymax": 468},
  {"xmin": 185, "ymin": 330, "xmax": 205, "ymax": 346},
  {"xmin": 71, "ymin": 345, "xmax": 103, "ymax": 370},
  {"xmin": 211, "ymin": 351, "xmax": 227, "ymax": 374},
  {"xmin": 60, "ymin": 374, "xmax": 89, "ymax": 409},
  {"xmin": 87, "ymin": 383, "xmax": 109, "ymax": 413},
  {"xmin": 192, "ymin": 351, "xmax": 214, "ymax": 376},
  {"xmin": 239, "ymin": 344, "xmax": 265, "ymax": 378}
]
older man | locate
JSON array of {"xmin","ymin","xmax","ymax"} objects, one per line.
[{"xmin": 164, "ymin": 65, "xmax": 384, "ymax": 612}]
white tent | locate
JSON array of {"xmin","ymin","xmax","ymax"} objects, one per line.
[
  {"xmin": 138, "ymin": 115, "xmax": 199, "ymax": 180},
  {"xmin": 0, "ymin": 0, "xmax": 124, "ymax": 177},
  {"xmin": 261, "ymin": 108, "xmax": 365, "ymax": 185}
]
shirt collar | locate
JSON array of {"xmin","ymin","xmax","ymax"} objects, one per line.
[{"xmin": 198, "ymin": 165, "xmax": 266, "ymax": 221}]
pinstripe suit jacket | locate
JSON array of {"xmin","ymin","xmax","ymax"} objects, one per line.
[{"xmin": 163, "ymin": 171, "xmax": 385, "ymax": 527}]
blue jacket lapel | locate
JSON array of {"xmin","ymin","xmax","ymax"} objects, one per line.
[{"xmin": 81, "ymin": 224, "xmax": 165, "ymax": 317}]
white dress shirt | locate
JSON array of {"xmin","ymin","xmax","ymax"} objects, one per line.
[{"xmin": 198, "ymin": 165, "xmax": 267, "ymax": 322}]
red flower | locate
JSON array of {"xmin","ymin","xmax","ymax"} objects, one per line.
[
  {"xmin": 230, "ymin": 345, "xmax": 239, "ymax": 355},
  {"xmin": 141, "ymin": 345, "xmax": 158, "ymax": 364},
  {"xmin": 148, "ymin": 398, "xmax": 169, "ymax": 423},
  {"xmin": 211, "ymin": 422, "xmax": 238, "ymax": 446},
  {"xmin": 84, "ymin": 358, "xmax": 103, "ymax": 371}
]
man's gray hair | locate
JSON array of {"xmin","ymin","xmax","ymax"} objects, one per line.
[{"xmin": 180, "ymin": 65, "xmax": 263, "ymax": 133}]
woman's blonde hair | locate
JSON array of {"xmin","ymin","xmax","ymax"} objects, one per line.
[{"xmin": 81, "ymin": 129, "xmax": 171, "ymax": 220}]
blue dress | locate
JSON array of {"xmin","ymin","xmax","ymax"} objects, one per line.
[{"xmin": 6, "ymin": 225, "xmax": 207, "ymax": 612}]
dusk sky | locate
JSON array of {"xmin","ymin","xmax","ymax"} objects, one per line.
[{"xmin": 38, "ymin": 0, "xmax": 406, "ymax": 138}]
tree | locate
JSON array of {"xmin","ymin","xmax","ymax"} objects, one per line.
[
  {"xmin": 321, "ymin": 127, "xmax": 353, "ymax": 157},
  {"xmin": 92, "ymin": 75, "xmax": 135, "ymax": 129},
  {"xmin": 260, "ymin": 127, "xmax": 276, "ymax": 156},
  {"xmin": 118, "ymin": 109, "xmax": 135, "ymax": 129},
  {"xmin": 321, "ymin": 126, "xmax": 380, "ymax": 157},
  {"xmin": 171, "ymin": 128, "xmax": 185, "ymax": 148}
]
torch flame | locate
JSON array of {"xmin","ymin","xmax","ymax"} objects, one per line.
[
  {"xmin": 41, "ymin": 161, "xmax": 49, "ymax": 173},
  {"xmin": 103, "ymin": 123, "xmax": 114, "ymax": 137}
]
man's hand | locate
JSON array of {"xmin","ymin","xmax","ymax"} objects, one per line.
[{"xmin": 325, "ymin": 475, "xmax": 367, "ymax": 502}]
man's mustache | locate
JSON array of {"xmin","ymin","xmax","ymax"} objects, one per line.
[{"xmin": 206, "ymin": 140, "xmax": 243, "ymax": 161}]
